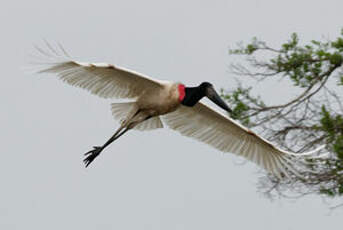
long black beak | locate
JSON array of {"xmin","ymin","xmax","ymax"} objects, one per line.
[{"xmin": 206, "ymin": 86, "xmax": 232, "ymax": 113}]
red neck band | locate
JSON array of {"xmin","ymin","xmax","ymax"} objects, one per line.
[{"xmin": 178, "ymin": 84, "xmax": 185, "ymax": 102}]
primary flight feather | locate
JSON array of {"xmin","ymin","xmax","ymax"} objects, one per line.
[{"xmin": 35, "ymin": 44, "xmax": 324, "ymax": 178}]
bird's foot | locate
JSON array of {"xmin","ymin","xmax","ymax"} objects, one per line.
[{"xmin": 83, "ymin": 146, "xmax": 103, "ymax": 167}]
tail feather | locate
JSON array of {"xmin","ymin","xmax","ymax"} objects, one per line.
[
  {"xmin": 111, "ymin": 102, "xmax": 163, "ymax": 131},
  {"xmin": 111, "ymin": 102, "xmax": 137, "ymax": 123},
  {"xmin": 135, "ymin": 116, "xmax": 163, "ymax": 131}
]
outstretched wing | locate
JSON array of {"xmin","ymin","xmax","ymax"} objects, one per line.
[
  {"xmin": 36, "ymin": 45, "xmax": 164, "ymax": 99},
  {"xmin": 163, "ymin": 102, "xmax": 324, "ymax": 179}
]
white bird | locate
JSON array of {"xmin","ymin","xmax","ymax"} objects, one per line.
[{"xmin": 35, "ymin": 45, "xmax": 323, "ymax": 178}]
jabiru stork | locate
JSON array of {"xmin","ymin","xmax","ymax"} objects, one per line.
[{"xmin": 35, "ymin": 45, "xmax": 324, "ymax": 179}]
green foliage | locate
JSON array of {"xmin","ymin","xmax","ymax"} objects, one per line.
[
  {"xmin": 221, "ymin": 87, "xmax": 264, "ymax": 127},
  {"xmin": 320, "ymin": 187, "xmax": 336, "ymax": 197},
  {"xmin": 317, "ymin": 107, "xmax": 343, "ymax": 197},
  {"xmin": 230, "ymin": 31, "xmax": 343, "ymax": 88},
  {"xmin": 320, "ymin": 106, "xmax": 343, "ymax": 160},
  {"xmin": 229, "ymin": 37, "xmax": 262, "ymax": 55},
  {"xmin": 221, "ymin": 87, "xmax": 251, "ymax": 126},
  {"xmin": 226, "ymin": 30, "xmax": 343, "ymax": 199}
]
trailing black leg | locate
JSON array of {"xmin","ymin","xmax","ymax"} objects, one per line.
[
  {"xmin": 83, "ymin": 110, "xmax": 153, "ymax": 168},
  {"xmin": 83, "ymin": 146, "xmax": 104, "ymax": 167},
  {"xmin": 83, "ymin": 127, "xmax": 130, "ymax": 167},
  {"xmin": 83, "ymin": 109, "xmax": 143, "ymax": 167}
]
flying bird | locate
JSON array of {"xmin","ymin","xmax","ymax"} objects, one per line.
[{"xmin": 35, "ymin": 45, "xmax": 323, "ymax": 179}]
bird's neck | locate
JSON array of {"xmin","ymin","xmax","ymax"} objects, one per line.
[{"xmin": 181, "ymin": 86, "xmax": 205, "ymax": 106}]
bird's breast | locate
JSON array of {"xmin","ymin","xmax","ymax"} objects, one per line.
[{"xmin": 137, "ymin": 82, "xmax": 182, "ymax": 116}]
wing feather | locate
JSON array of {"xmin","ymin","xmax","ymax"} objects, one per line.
[
  {"xmin": 36, "ymin": 46, "xmax": 164, "ymax": 99},
  {"xmin": 163, "ymin": 102, "xmax": 323, "ymax": 178}
]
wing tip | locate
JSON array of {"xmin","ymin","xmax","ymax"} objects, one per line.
[
  {"xmin": 33, "ymin": 41, "xmax": 71, "ymax": 60},
  {"xmin": 285, "ymin": 144, "xmax": 326, "ymax": 157}
]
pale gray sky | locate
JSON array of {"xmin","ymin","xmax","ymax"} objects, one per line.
[{"xmin": 1, "ymin": 0, "xmax": 343, "ymax": 229}]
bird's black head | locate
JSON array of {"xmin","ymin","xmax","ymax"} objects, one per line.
[
  {"xmin": 199, "ymin": 81, "xmax": 213, "ymax": 89},
  {"xmin": 181, "ymin": 82, "xmax": 232, "ymax": 113}
]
